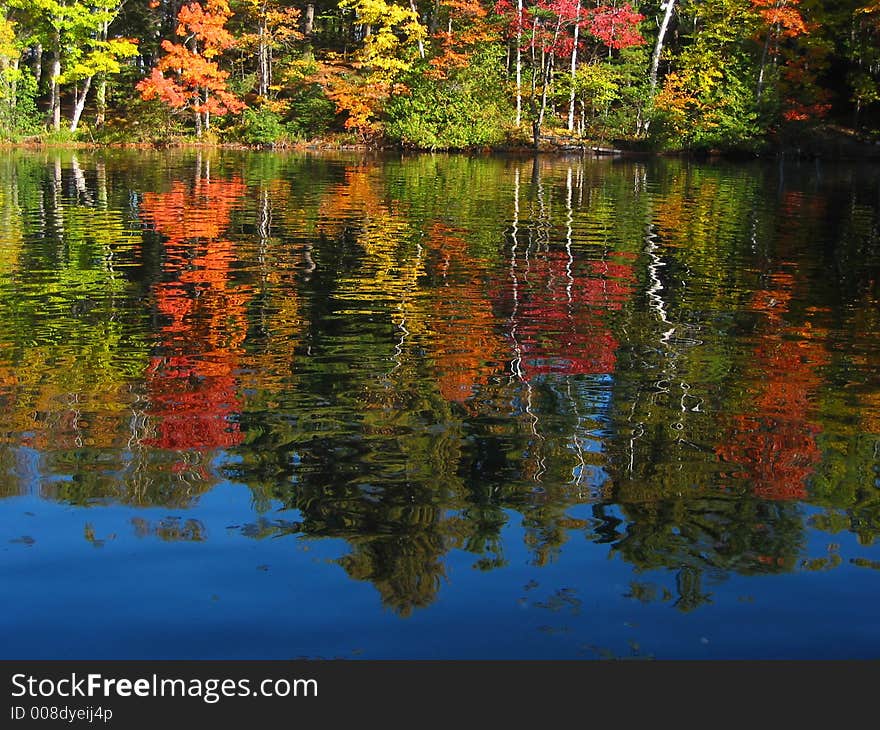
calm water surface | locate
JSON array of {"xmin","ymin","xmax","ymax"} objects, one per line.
[{"xmin": 0, "ymin": 150, "xmax": 878, "ymax": 658}]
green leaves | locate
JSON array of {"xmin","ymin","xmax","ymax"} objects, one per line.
[{"xmin": 386, "ymin": 48, "xmax": 513, "ymax": 149}]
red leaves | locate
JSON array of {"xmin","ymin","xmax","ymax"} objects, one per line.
[
  {"xmin": 494, "ymin": 1, "xmax": 645, "ymax": 53},
  {"xmin": 500, "ymin": 251, "xmax": 634, "ymax": 379},
  {"xmin": 140, "ymin": 177, "xmax": 249, "ymax": 452},
  {"xmin": 587, "ymin": 3, "xmax": 646, "ymax": 50},
  {"xmin": 782, "ymin": 102, "xmax": 831, "ymax": 122}
]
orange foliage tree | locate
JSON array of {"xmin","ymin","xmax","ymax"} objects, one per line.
[
  {"xmin": 428, "ymin": 0, "xmax": 498, "ymax": 79},
  {"xmin": 137, "ymin": 0, "xmax": 245, "ymax": 136}
]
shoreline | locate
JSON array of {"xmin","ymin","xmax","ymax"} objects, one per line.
[{"xmin": 3, "ymin": 127, "xmax": 879, "ymax": 162}]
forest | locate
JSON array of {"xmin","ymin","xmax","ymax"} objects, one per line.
[{"xmin": 0, "ymin": 0, "xmax": 879, "ymax": 151}]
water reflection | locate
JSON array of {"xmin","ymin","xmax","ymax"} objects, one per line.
[{"xmin": 0, "ymin": 149, "xmax": 878, "ymax": 626}]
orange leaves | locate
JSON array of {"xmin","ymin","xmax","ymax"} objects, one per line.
[
  {"xmin": 423, "ymin": 224, "xmax": 506, "ymax": 404},
  {"xmin": 136, "ymin": 1, "xmax": 244, "ymax": 125},
  {"xmin": 653, "ymin": 72, "xmax": 699, "ymax": 138},
  {"xmin": 782, "ymin": 102, "xmax": 831, "ymax": 122},
  {"xmin": 441, "ymin": 0, "xmax": 488, "ymax": 20},
  {"xmin": 176, "ymin": 0, "xmax": 237, "ymax": 56},
  {"xmin": 138, "ymin": 42, "xmax": 243, "ymax": 114},
  {"xmin": 750, "ymin": 0, "xmax": 808, "ymax": 38},
  {"xmin": 310, "ymin": 61, "xmax": 387, "ymax": 139},
  {"xmin": 138, "ymin": 67, "xmax": 189, "ymax": 109},
  {"xmin": 140, "ymin": 177, "xmax": 246, "ymax": 243},
  {"xmin": 428, "ymin": 0, "xmax": 498, "ymax": 79}
]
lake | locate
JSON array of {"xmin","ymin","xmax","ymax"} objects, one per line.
[{"xmin": 0, "ymin": 149, "xmax": 877, "ymax": 659}]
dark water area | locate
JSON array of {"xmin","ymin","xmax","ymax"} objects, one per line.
[{"xmin": 0, "ymin": 149, "xmax": 877, "ymax": 659}]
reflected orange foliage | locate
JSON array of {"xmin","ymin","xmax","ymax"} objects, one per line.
[
  {"xmin": 317, "ymin": 165, "xmax": 384, "ymax": 230},
  {"xmin": 717, "ymin": 269, "xmax": 829, "ymax": 500},
  {"xmin": 139, "ymin": 174, "xmax": 249, "ymax": 451},
  {"xmin": 423, "ymin": 223, "xmax": 506, "ymax": 404}
]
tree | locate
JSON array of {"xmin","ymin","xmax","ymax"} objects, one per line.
[
  {"xmin": 233, "ymin": 0, "xmax": 302, "ymax": 98},
  {"xmin": 752, "ymin": 0, "xmax": 808, "ymax": 101},
  {"xmin": 0, "ymin": 12, "xmax": 36, "ymax": 136},
  {"xmin": 312, "ymin": 0, "xmax": 426, "ymax": 140},
  {"xmin": 63, "ymin": 6, "xmax": 138, "ymax": 132},
  {"xmin": 649, "ymin": 0, "xmax": 676, "ymax": 93},
  {"xmin": 136, "ymin": 0, "xmax": 245, "ymax": 136},
  {"xmin": 12, "ymin": 0, "xmax": 134, "ymax": 132}
]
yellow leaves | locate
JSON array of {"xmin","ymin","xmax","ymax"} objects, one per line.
[
  {"xmin": 339, "ymin": 0, "xmax": 426, "ymax": 83},
  {"xmin": 237, "ymin": 4, "xmax": 302, "ymax": 50},
  {"xmin": 60, "ymin": 37, "xmax": 138, "ymax": 81},
  {"xmin": 0, "ymin": 16, "xmax": 17, "ymax": 62},
  {"xmin": 312, "ymin": 2, "xmax": 427, "ymax": 134},
  {"xmin": 319, "ymin": 166, "xmax": 427, "ymax": 327},
  {"xmin": 655, "ymin": 72, "xmax": 697, "ymax": 133}
]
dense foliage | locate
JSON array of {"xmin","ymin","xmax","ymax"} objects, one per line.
[{"xmin": 0, "ymin": 1, "xmax": 879, "ymax": 150}]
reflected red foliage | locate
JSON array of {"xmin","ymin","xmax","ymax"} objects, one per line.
[{"xmin": 499, "ymin": 250, "xmax": 634, "ymax": 379}]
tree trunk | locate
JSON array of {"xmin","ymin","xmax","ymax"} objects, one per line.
[
  {"xmin": 568, "ymin": 3, "xmax": 581, "ymax": 132},
  {"xmin": 32, "ymin": 43, "xmax": 42, "ymax": 88},
  {"xmin": 537, "ymin": 22, "xmax": 561, "ymax": 139},
  {"xmin": 95, "ymin": 76, "xmax": 107, "ymax": 127},
  {"xmin": 538, "ymin": 53, "xmax": 553, "ymax": 133},
  {"xmin": 756, "ymin": 33, "xmax": 770, "ymax": 101},
  {"xmin": 409, "ymin": 0, "xmax": 425, "ymax": 59},
  {"xmin": 7, "ymin": 57, "xmax": 18, "ymax": 114},
  {"xmin": 649, "ymin": 0, "xmax": 675, "ymax": 92},
  {"xmin": 515, "ymin": 0, "xmax": 523, "ymax": 126},
  {"xmin": 304, "ymin": 4, "xmax": 315, "ymax": 35},
  {"xmin": 94, "ymin": 21, "xmax": 109, "ymax": 129},
  {"xmin": 50, "ymin": 33, "xmax": 61, "ymax": 132},
  {"xmin": 70, "ymin": 75, "xmax": 92, "ymax": 133},
  {"xmin": 529, "ymin": 17, "xmax": 539, "ymax": 142},
  {"xmin": 258, "ymin": 18, "xmax": 269, "ymax": 96}
]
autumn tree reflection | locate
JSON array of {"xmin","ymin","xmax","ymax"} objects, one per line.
[
  {"xmin": 716, "ymin": 269, "xmax": 829, "ymax": 500},
  {"xmin": 0, "ymin": 153, "xmax": 878, "ymax": 615},
  {"xmin": 138, "ymin": 160, "xmax": 249, "ymax": 486}
]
